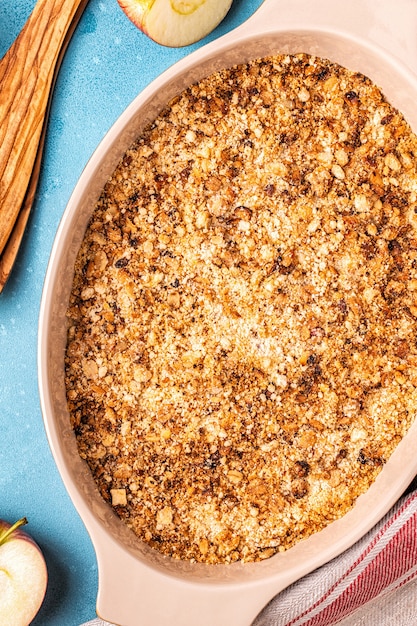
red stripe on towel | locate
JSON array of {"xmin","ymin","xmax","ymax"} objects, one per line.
[{"xmin": 287, "ymin": 491, "xmax": 417, "ymax": 625}]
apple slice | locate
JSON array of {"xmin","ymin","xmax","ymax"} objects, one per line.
[
  {"xmin": 0, "ymin": 518, "xmax": 48, "ymax": 626},
  {"xmin": 117, "ymin": 0, "xmax": 233, "ymax": 47}
]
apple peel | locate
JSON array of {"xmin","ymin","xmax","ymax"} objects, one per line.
[
  {"xmin": 117, "ymin": 0, "xmax": 233, "ymax": 47},
  {"xmin": 0, "ymin": 517, "xmax": 48, "ymax": 626}
]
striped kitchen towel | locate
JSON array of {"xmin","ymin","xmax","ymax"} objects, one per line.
[
  {"xmin": 253, "ymin": 483, "xmax": 417, "ymax": 625},
  {"xmin": 82, "ymin": 483, "xmax": 417, "ymax": 626}
]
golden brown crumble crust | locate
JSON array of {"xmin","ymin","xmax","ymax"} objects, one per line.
[{"xmin": 65, "ymin": 53, "xmax": 417, "ymax": 563}]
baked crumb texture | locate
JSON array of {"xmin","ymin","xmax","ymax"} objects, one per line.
[{"xmin": 65, "ymin": 54, "xmax": 417, "ymax": 564}]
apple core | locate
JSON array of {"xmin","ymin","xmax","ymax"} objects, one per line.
[{"xmin": 171, "ymin": 0, "xmax": 206, "ymax": 16}]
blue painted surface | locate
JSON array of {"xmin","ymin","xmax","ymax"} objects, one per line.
[{"xmin": 0, "ymin": 1, "xmax": 262, "ymax": 623}]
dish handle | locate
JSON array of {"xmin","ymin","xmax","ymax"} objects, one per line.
[
  {"xmin": 235, "ymin": 0, "xmax": 417, "ymax": 73},
  {"xmin": 92, "ymin": 527, "xmax": 283, "ymax": 626},
  {"xmin": 233, "ymin": 0, "xmax": 282, "ymax": 36}
]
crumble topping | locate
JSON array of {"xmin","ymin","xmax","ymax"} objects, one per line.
[{"xmin": 65, "ymin": 53, "xmax": 417, "ymax": 563}]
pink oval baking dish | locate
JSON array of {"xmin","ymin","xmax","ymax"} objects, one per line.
[{"xmin": 38, "ymin": 1, "xmax": 417, "ymax": 624}]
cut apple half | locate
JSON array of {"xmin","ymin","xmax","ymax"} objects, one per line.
[
  {"xmin": 0, "ymin": 518, "xmax": 48, "ymax": 626},
  {"xmin": 117, "ymin": 0, "xmax": 233, "ymax": 47}
]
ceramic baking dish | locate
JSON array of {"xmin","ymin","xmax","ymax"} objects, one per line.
[{"xmin": 38, "ymin": 1, "xmax": 417, "ymax": 624}]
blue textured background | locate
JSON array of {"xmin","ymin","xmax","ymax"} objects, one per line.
[{"xmin": 0, "ymin": 1, "xmax": 262, "ymax": 623}]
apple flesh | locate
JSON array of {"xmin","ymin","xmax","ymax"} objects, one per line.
[
  {"xmin": 0, "ymin": 518, "xmax": 47, "ymax": 626},
  {"xmin": 117, "ymin": 0, "xmax": 233, "ymax": 47}
]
